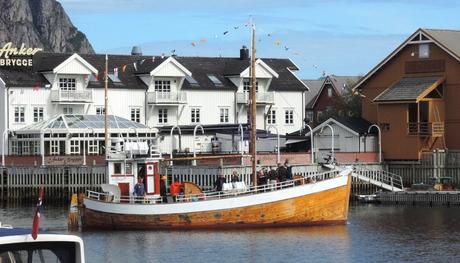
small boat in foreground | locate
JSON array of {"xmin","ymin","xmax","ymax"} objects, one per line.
[{"xmin": 0, "ymin": 225, "xmax": 85, "ymax": 263}]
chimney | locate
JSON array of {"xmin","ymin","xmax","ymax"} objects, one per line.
[
  {"xmin": 131, "ymin": 46, "xmax": 142, "ymax": 56},
  {"xmin": 240, "ymin": 45, "xmax": 249, "ymax": 60}
]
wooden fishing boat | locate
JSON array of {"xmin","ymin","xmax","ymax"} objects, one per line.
[{"xmin": 83, "ymin": 167, "xmax": 352, "ymax": 230}]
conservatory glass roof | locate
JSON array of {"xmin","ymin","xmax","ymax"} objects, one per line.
[{"xmin": 19, "ymin": 114, "xmax": 149, "ymax": 132}]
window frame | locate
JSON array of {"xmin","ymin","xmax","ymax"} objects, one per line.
[
  {"xmin": 267, "ymin": 109, "xmax": 276, "ymax": 124},
  {"xmin": 154, "ymin": 80, "xmax": 171, "ymax": 93},
  {"xmin": 14, "ymin": 106, "xmax": 25, "ymax": 123},
  {"xmin": 219, "ymin": 107, "xmax": 230, "ymax": 123},
  {"xmin": 130, "ymin": 107, "xmax": 141, "ymax": 123},
  {"xmin": 59, "ymin": 78, "xmax": 76, "ymax": 91},
  {"xmin": 33, "ymin": 106, "xmax": 44, "ymax": 123},
  {"xmin": 190, "ymin": 107, "xmax": 201, "ymax": 124},
  {"xmin": 284, "ymin": 109, "xmax": 294, "ymax": 125},
  {"xmin": 158, "ymin": 108, "xmax": 168, "ymax": 124}
]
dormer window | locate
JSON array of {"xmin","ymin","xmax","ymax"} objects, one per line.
[
  {"xmin": 207, "ymin": 74, "xmax": 224, "ymax": 87},
  {"xmin": 419, "ymin": 44, "xmax": 430, "ymax": 58},
  {"xmin": 243, "ymin": 80, "xmax": 258, "ymax": 92},
  {"xmin": 59, "ymin": 78, "xmax": 76, "ymax": 91},
  {"xmin": 155, "ymin": 80, "xmax": 171, "ymax": 92}
]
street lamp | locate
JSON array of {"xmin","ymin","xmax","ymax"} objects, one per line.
[
  {"xmin": 320, "ymin": 123, "xmax": 335, "ymax": 164},
  {"xmin": 2, "ymin": 129, "xmax": 14, "ymax": 167},
  {"xmin": 368, "ymin": 124, "xmax": 382, "ymax": 163},
  {"xmin": 192, "ymin": 124, "xmax": 204, "ymax": 166},
  {"xmin": 302, "ymin": 124, "xmax": 314, "ymax": 164},
  {"xmin": 267, "ymin": 125, "xmax": 280, "ymax": 164},
  {"xmin": 169, "ymin": 125, "xmax": 181, "ymax": 166}
]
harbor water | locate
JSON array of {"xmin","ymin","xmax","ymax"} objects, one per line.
[{"xmin": 1, "ymin": 203, "xmax": 460, "ymax": 262}]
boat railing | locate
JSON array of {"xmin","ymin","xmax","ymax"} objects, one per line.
[
  {"xmin": 86, "ymin": 169, "xmax": 343, "ymax": 204},
  {"xmin": 176, "ymin": 169, "xmax": 341, "ymax": 202}
]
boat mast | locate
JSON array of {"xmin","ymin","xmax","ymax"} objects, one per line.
[
  {"xmin": 104, "ymin": 54, "xmax": 109, "ymax": 159},
  {"xmin": 250, "ymin": 22, "xmax": 257, "ymax": 186}
]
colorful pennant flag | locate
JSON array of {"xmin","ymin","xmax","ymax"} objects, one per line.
[
  {"xmin": 223, "ymin": 31, "xmax": 229, "ymax": 35},
  {"xmin": 191, "ymin": 42, "xmax": 197, "ymax": 47},
  {"xmin": 122, "ymin": 64, "xmax": 127, "ymax": 73},
  {"xmin": 114, "ymin": 67, "xmax": 118, "ymax": 78}
]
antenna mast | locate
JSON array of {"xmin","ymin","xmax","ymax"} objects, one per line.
[
  {"xmin": 104, "ymin": 55, "xmax": 109, "ymax": 159},
  {"xmin": 250, "ymin": 21, "xmax": 257, "ymax": 186}
]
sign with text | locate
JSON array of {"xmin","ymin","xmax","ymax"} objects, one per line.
[
  {"xmin": 45, "ymin": 156, "xmax": 84, "ymax": 166},
  {"xmin": 0, "ymin": 42, "xmax": 42, "ymax": 67}
]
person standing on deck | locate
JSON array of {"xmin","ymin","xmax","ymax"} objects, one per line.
[
  {"xmin": 170, "ymin": 177, "xmax": 182, "ymax": 202},
  {"xmin": 276, "ymin": 163, "xmax": 288, "ymax": 182},
  {"xmin": 160, "ymin": 175, "xmax": 168, "ymax": 203},
  {"xmin": 133, "ymin": 177, "xmax": 146, "ymax": 200},
  {"xmin": 231, "ymin": 171, "xmax": 240, "ymax": 182},
  {"xmin": 213, "ymin": 173, "xmax": 226, "ymax": 193},
  {"xmin": 284, "ymin": 159, "xmax": 293, "ymax": 180}
]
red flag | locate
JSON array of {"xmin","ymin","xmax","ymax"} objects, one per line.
[
  {"xmin": 95, "ymin": 73, "xmax": 99, "ymax": 81},
  {"xmin": 32, "ymin": 187, "xmax": 44, "ymax": 240}
]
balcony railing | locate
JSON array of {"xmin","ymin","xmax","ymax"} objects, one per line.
[
  {"xmin": 408, "ymin": 122, "xmax": 445, "ymax": 137},
  {"xmin": 147, "ymin": 91, "xmax": 187, "ymax": 104},
  {"xmin": 236, "ymin": 92, "xmax": 275, "ymax": 105},
  {"xmin": 50, "ymin": 90, "xmax": 93, "ymax": 103}
]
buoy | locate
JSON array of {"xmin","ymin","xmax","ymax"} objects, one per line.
[{"xmin": 68, "ymin": 193, "xmax": 79, "ymax": 231}]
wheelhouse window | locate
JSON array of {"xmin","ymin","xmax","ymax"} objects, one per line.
[
  {"xmin": 219, "ymin": 108, "xmax": 229, "ymax": 123},
  {"xmin": 33, "ymin": 106, "xmax": 44, "ymax": 122},
  {"xmin": 158, "ymin": 108, "xmax": 168, "ymax": 124},
  {"xmin": 59, "ymin": 78, "xmax": 76, "ymax": 91},
  {"xmin": 14, "ymin": 106, "xmax": 25, "ymax": 123},
  {"xmin": 130, "ymin": 108, "xmax": 141, "ymax": 123},
  {"xmin": 191, "ymin": 107, "xmax": 200, "ymax": 123},
  {"xmin": 267, "ymin": 109, "xmax": 276, "ymax": 124}
]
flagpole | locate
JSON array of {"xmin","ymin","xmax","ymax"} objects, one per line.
[
  {"xmin": 250, "ymin": 21, "xmax": 257, "ymax": 187},
  {"xmin": 104, "ymin": 54, "xmax": 109, "ymax": 159}
]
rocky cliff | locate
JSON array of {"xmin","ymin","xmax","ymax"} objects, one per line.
[{"xmin": 0, "ymin": 0, "xmax": 94, "ymax": 53}]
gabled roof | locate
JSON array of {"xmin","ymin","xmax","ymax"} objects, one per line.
[
  {"xmin": 309, "ymin": 117, "xmax": 376, "ymax": 136},
  {"xmin": 354, "ymin": 28, "xmax": 460, "ymax": 90},
  {"xmin": 304, "ymin": 75, "xmax": 360, "ymax": 109},
  {"xmin": 240, "ymin": 59, "xmax": 279, "ymax": 78},
  {"xmin": 149, "ymin": 56, "xmax": 192, "ymax": 77},
  {"xmin": 53, "ymin": 53, "xmax": 98, "ymax": 74},
  {"xmin": 374, "ymin": 75, "xmax": 445, "ymax": 103}
]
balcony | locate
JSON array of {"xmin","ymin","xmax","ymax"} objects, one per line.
[
  {"xmin": 408, "ymin": 122, "xmax": 444, "ymax": 137},
  {"xmin": 147, "ymin": 91, "xmax": 187, "ymax": 105},
  {"xmin": 236, "ymin": 92, "xmax": 274, "ymax": 105},
  {"xmin": 50, "ymin": 90, "xmax": 93, "ymax": 103}
]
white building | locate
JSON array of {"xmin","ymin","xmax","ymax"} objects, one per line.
[{"xmin": 0, "ymin": 47, "xmax": 308, "ymax": 158}]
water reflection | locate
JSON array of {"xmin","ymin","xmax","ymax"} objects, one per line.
[{"xmin": 2, "ymin": 203, "xmax": 460, "ymax": 262}]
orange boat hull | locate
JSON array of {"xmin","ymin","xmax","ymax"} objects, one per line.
[{"xmin": 83, "ymin": 176, "xmax": 351, "ymax": 230}]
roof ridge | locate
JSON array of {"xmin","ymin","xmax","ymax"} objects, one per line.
[{"xmin": 422, "ymin": 28, "xmax": 460, "ymax": 33}]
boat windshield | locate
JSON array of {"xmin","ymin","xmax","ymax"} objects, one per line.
[{"xmin": 0, "ymin": 241, "xmax": 77, "ymax": 263}]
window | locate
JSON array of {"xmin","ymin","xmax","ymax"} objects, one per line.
[
  {"xmin": 11, "ymin": 141, "xmax": 18, "ymax": 155},
  {"xmin": 125, "ymin": 163, "xmax": 133, "ymax": 175},
  {"xmin": 14, "ymin": 106, "xmax": 25, "ymax": 123},
  {"xmin": 219, "ymin": 108, "xmax": 229, "ymax": 123},
  {"xmin": 59, "ymin": 78, "xmax": 76, "ymax": 91},
  {"xmin": 191, "ymin": 108, "xmax": 200, "ymax": 123},
  {"xmin": 419, "ymin": 44, "xmax": 430, "ymax": 58},
  {"xmin": 285, "ymin": 109, "xmax": 294, "ymax": 125},
  {"xmin": 154, "ymin": 80, "xmax": 171, "ymax": 92},
  {"xmin": 96, "ymin": 107, "xmax": 105, "ymax": 115},
  {"xmin": 22, "ymin": 142, "xmax": 30, "ymax": 156},
  {"xmin": 63, "ymin": 107, "xmax": 73, "ymax": 114},
  {"xmin": 69, "ymin": 140, "xmax": 80, "ymax": 155},
  {"xmin": 114, "ymin": 163, "xmax": 122, "ymax": 174},
  {"xmin": 130, "ymin": 108, "xmax": 141, "ymax": 123},
  {"xmin": 306, "ymin": 111, "xmax": 314, "ymax": 123},
  {"xmin": 33, "ymin": 107, "xmax": 44, "ymax": 122},
  {"xmin": 267, "ymin": 109, "xmax": 276, "ymax": 124},
  {"xmin": 243, "ymin": 80, "xmax": 258, "ymax": 92},
  {"xmin": 207, "ymin": 74, "xmax": 223, "ymax": 87},
  {"xmin": 88, "ymin": 140, "xmax": 98, "ymax": 154},
  {"xmin": 50, "ymin": 140, "xmax": 59, "ymax": 155},
  {"xmin": 158, "ymin": 108, "xmax": 168, "ymax": 124},
  {"xmin": 328, "ymin": 87, "xmax": 333, "ymax": 98},
  {"xmin": 32, "ymin": 141, "xmax": 40, "ymax": 155},
  {"xmin": 317, "ymin": 111, "xmax": 323, "ymax": 121}
]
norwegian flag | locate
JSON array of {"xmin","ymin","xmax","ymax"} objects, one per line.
[{"xmin": 31, "ymin": 187, "xmax": 44, "ymax": 240}]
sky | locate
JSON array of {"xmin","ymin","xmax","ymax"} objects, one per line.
[{"xmin": 59, "ymin": 0, "xmax": 460, "ymax": 79}]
